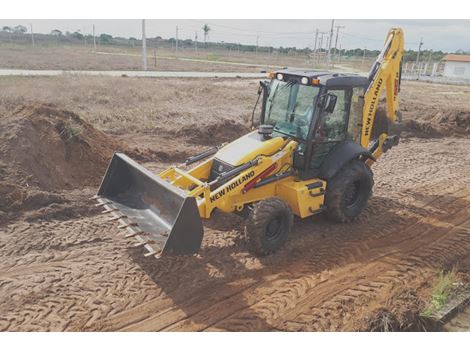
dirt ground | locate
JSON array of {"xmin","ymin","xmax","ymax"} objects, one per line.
[
  {"xmin": 0, "ymin": 45, "xmax": 274, "ymax": 72},
  {"xmin": 0, "ymin": 77, "xmax": 469, "ymax": 331},
  {"xmin": 0, "ymin": 43, "xmax": 372, "ymax": 73}
]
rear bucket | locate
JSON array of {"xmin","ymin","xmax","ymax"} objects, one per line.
[{"xmin": 96, "ymin": 153, "xmax": 203, "ymax": 257}]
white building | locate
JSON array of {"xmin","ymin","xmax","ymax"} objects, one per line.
[{"xmin": 442, "ymin": 54, "xmax": 470, "ymax": 79}]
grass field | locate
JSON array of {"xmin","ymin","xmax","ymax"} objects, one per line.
[{"xmin": 0, "ymin": 42, "xmax": 374, "ymax": 72}]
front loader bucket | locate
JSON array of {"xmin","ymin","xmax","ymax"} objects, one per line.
[{"xmin": 96, "ymin": 153, "xmax": 203, "ymax": 258}]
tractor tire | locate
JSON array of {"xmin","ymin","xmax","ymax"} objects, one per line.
[
  {"xmin": 245, "ymin": 197, "xmax": 293, "ymax": 256},
  {"xmin": 324, "ymin": 159, "xmax": 374, "ymax": 223}
]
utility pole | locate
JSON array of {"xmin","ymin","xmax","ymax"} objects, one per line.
[
  {"xmin": 425, "ymin": 49, "xmax": 433, "ymax": 76},
  {"xmin": 362, "ymin": 47, "xmax": 367, "ymax": 67},
  {"xmin": 313, "ymin": 28, "xmax": 318, "ymax": 63},
  {"xmin": 326, "ymin": 19, "xmax": 335, "ymax": 67},
  {"xmin": 30, "ymin": 23, "xmax": 35, "ymax": 47},
  {"xmin": 416, "ymin": 38, "xmax": 423, "ymax": 79},
  {"xmin": 318, "ymin": 32, "xmax": 325, "ymax": 56},
  {"xmin": 142, "ymin": 19, "xmax": 147, "ymax": 71},
  {"xmin": 334, "ymin": 25, "xmax": 345, "ymax": 58},
  {"xmin": 256, "ymin": 35, "xmax": 259, "ymax": 56},
  {"xmin": 194, "ymin": 31, "xmax": 198, "ymax": 53},
  {"xmin": 175, "ymin": 25, "xmax": 179, "ymax": 53},
  {"xmin": 92, "ymin": 24, "xmax": 96, "ymax": 52}
]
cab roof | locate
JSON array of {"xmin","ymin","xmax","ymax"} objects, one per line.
[{"xmin": 275, "ymin": 69, "xmax": 369, "ymax": 88}]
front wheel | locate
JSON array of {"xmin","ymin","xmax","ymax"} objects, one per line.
[
  {"xmin": 324, "ymin": 159, "xmax": 374, "ymax": 222},
  {"xmin": 245, "ymin": 198, "xmax": 293, "ymax": 256}
]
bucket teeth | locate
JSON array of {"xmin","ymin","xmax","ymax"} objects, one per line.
[
  {"xmin": 124, "ymin": 231, "xmax": 140, "ymax": 238},
  {"xmin": 144, "ymin": 244, "xmax": 162, "ymax": 257},
  {"xmin": 133, "ymin": 240, "xmax": 147, "ymax": 247},
  {"xmin": 117, "ymin": 222, "xmax": 138, "ymax": 229},
  {"xmin": 110, "ymin": 214, "xmax": 128, "ymax": 221},
  {"xmin": 144, "ymin": 250, "xmax": 160, "ymax": 257},
  {"xmin": 94, "ymin": 196, "xmax": 171, "ymax": 259}
]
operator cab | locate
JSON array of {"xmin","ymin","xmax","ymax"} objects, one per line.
[{"xmin": 259, "ymin": 69, "xmax": 369, "ymax": 179}]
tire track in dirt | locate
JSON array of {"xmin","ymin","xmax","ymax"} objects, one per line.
[
  {"xmin": 106, "ymin": 138, "xmax": 470, "ymax": 331},
  {"xmin": 102, "ymin": 186, "xmax": 470, "ymax": 331},
  {"xmin": 163, "ymin": 191, "xmax": 470, "ymax": 331},
  {"xmin": 1, "ymin": 138, "xmax": 470, "ymax": 331}
]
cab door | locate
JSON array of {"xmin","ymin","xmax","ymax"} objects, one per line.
[{"xmin": 308, "ymin": 87, "xmax": 352, "ymax": 173}]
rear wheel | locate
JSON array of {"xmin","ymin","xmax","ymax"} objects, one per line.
[
  {"xmin": 245, "ymin": 198, "xmax": 293, "ymax": 256},
  {"xmin": 324, "ymin": 159, "xmax": 374, "ymax": 222}
]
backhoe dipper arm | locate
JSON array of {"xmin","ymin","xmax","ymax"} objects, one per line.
[{"xmin": 361, "ymin": 28, "xmax": 404, "ymax": 151}]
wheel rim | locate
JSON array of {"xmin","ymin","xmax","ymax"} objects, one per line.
[
  {"xmin": 265, "ymin": 215, "xmax": 283, "ymax": 242},
  {"xmin": 344, "ymin": 180, "xmax": 361, "ymax": 209}
]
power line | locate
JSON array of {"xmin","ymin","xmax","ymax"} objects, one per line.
[{"xmin": 187, "ymin": 19, "xmax": 315, "ymax": 36}]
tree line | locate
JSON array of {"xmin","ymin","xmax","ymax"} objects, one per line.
[{"xmin": 1, "ymin": 24, "xmax": 466, "ymax": 60}]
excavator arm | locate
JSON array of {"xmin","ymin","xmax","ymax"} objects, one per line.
[{"xmin": 361, "ymin": 28, "xmax": 404, "ymax": 160}]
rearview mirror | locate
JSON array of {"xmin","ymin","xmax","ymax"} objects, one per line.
[{"xmin": 323, "ymin": 93, "xmax": 337, "ymax": 113}]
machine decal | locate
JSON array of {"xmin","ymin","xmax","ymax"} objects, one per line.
[
  {"xmin": 364, "ymin": 77, "xmax": 383, "ymax": 137},
  {"xmin": 210, "ymin": 170, "xmax": 256, "ymax": 203}
]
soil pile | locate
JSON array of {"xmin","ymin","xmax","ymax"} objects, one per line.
[
  {"xmin": 376, "ymin": 102, "xmax": 470, "ymax": 138},
  {"xmin": 0, "ymin": 104, "xmax": 127, "ymax": 220},
  {"xmin": 0, "ymin": 104, "xmax": 126, "ymax": 191},
  {"xmin": 175, "ymin": 119, "xmax": 250, "ymax": 146},
  {"xmin": 402, "ymin": 108, "xmax": 470, "ymax": 137}
]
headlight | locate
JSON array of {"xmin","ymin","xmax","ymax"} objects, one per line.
[
  {"xmin": 301, "ymin": 77, "xmax": 309, "ymax": 85},
  {"xmin": 276, "ymin": 73, "xmax": 284, "ymax": 81}
]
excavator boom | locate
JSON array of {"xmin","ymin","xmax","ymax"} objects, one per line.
[{"xmin": 361, "ymin": 28, "xmax": 404, "ymax": 149}]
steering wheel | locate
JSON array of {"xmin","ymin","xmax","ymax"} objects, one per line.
[
  {"xmin": 293, "ymin": 106, "xmax": 312, "ymax": 126},
  {"xmin": 293, "ymin": 115, "xmax": 308, "ymax": 127}
]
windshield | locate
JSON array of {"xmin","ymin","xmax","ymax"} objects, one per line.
[{"xmin": 264, "ymin": 80, "xmax": 320, "ymax": 140}]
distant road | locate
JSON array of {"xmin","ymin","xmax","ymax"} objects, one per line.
[{"xmin": 0, "ymin": 69, "xmax": 267, "ymax": 78}]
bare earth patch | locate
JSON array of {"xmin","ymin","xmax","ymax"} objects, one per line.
[{"xmin": 0, "ymin": 76, "xmax": 468, "ymax": 331}]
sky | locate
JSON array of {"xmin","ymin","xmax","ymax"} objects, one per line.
[{"xmin": 1, "ymin": 19, "xmax": 469, "ymax": 52}]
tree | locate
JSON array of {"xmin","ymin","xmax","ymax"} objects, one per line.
[
  {"xmin": 99, "ymin": 33, "xmax": 113, "ymax": 44},
  {"xmin": 50, "ymin": 29, "xmax": 63, "ymax": 36},
  {"xmin": 13, "ymin": 25, "xmax": 27, "ymax": 34},
  {"xmin": 71, "ymin": 31, "xmax": 84, "ymax": 40},
  {"xmin": 2, "ymin": 26, "xmax": 12, "ymax": 43},
  {"xmin": 202, "ymin": 24, "xmax": 211, "ymax": 47}
]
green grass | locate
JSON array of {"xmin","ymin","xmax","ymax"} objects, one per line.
[
  {"xmin": 206, "ymin": 53, "xmax": 221, "ymax": 61},
  {"xmin": 422, "ymin": 270, "xmax": 458, "ymax": 317},
  {"xmin": 59, "ymin": 118, "xmax": 82, "ymax": 142}
]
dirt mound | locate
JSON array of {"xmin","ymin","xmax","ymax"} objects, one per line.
[
  {"xmin": 175, "ymin": 119, "xmax": 250, "ymax": 146},
  {"xmin": 375, "ymin": 100, "xmax": 470, "ymax": 138},
  {"xmin": 0, "ymin": 104, "xmax": 126, "ymax": 191},
  {"xmin": 401, "ymin": 108, "xmax": 470, "ymax": 138},
  {"xmin": 0, "ymin": 104, "xmax": 128, "ymax": 222},
  {"xmin": 0, "ymin": 181, "xmax": 65, "ymax": 212}
]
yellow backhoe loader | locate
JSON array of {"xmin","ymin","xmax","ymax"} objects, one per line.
[{"xmin": 96, "ymin": 28, "xmax": 404, "ymax": 258}]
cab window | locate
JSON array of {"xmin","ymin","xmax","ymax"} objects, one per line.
[{"xmin": 264, "ymin": 80, "xmax": 320, "ymax": 140}]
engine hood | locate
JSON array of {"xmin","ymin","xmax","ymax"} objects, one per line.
[{"xmin": 214, "ymin": 130, "xmax": 286, "ymax": 166}]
